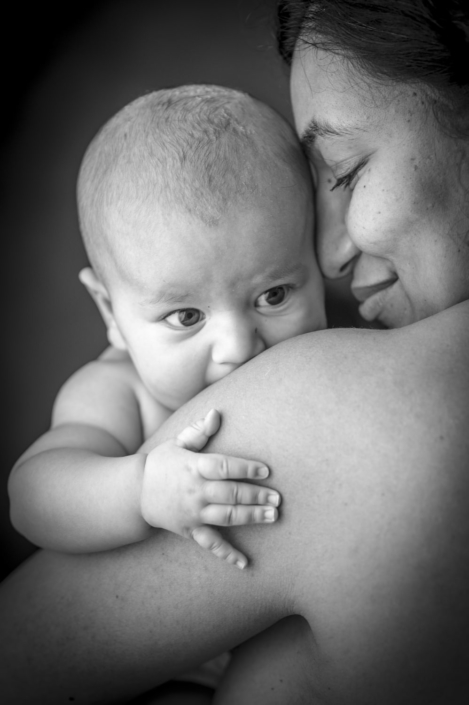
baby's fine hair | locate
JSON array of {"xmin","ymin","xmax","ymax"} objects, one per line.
[{"xmin": 77, "ymin": 85, "xmax": 310, "ymax": 281}]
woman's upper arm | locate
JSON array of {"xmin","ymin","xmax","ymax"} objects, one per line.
[
  {"xmin": 146, "ymin": 310, "xmax": 469, "ymax": 698},
  {"xmin": 2, "ymin": 307, "xmax": 469, "ymax": 703}
]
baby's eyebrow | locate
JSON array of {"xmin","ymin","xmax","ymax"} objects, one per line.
[
  {"xmin": 261, "ymin": 262, "xmax": 308, "ymax": 281},
  {"xmin": 141, "ymin": 289, "xmax": 192, "ymax": 307}
]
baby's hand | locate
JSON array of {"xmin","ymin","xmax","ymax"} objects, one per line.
[{"xmin": 140, "ymin": 409, "xmax": 280, "ymax": 569}]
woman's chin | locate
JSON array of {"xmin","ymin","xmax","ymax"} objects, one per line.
[{"xmin": 358, "ymin": 281, "xmax": 414, "ymax": 329}]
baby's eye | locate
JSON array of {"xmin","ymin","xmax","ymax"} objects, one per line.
[
  {"xmin": 256, "ymin": 285, "xmax": 290, "ymax": 308},
  {"xmin": 164, "ymin": 308, "xmax": 204, "ymax": 328}
]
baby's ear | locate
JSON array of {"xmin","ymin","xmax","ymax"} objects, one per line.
[{"xmin": 78, "ymin": 267, "xmax": 127, "ymax": 351}]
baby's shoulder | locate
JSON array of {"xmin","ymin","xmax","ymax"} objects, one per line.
[
  {"xmin": 95, "ymin": 348, "xmax": 172, "ymax": 438},
  {"xmin": 60, "ymin": 347, "xmax": 140, "ymax": 398},
  {"xmin": 97, "ymin": 345, "xmax": 137, "ymax": 373},
  {"xmin": 54, "ymin": 347, "xmax": 171, "ymax": 448},
  {"xmin": 52, "ymin": 347, "xmax": 144, "ymax": 451}
]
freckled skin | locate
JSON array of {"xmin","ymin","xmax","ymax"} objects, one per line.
[
  {"xmin": 291, "ymin": 48, "xmax": 469, "ymax": 327},
  {"xmin": 1, "ymin": 45, "xmax": 469, "ymax": 705}
]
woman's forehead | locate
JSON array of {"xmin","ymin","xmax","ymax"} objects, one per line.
[{"xmin": 290, "ymin": 46, "xmax": 412, "ymax": 139}]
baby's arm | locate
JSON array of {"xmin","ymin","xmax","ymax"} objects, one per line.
[
  {"xmin": 8, "ymin": 356, "xmax": 279, "ymax": 565},
  {"xmin": 141, "ymin": 408, "xmax": 280, "ymax": 569},
  {"xmin": 8, "ymin": 357, "xmax": 154, "ymax": 552}
]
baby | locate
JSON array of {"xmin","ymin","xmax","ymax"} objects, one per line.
[
  {"xmin": 8, "ymin": 83, "xmax": 327, "ymax": 697},
  {"xmin": 9, "ymin": 85, "xmax": 326, "ymax": 572}
]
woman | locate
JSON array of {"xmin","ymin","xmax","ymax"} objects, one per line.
[{"xmin": 1, "ymin": 1, "xmax": 469, "ymax": 703}]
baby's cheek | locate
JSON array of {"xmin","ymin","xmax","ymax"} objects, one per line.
[
  {"xmin": 168, "ymin": 368, "xmax": 207, "ymax": 404},
  {"xmin": 142, "ymin": 356, "xmax": 203, "ymax": 411}
]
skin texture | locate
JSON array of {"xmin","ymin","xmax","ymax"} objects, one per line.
[
  {"xmin": 212, "ymin": 49, "xmax": 469, "ymax": 702},
  {"xmin": 8, "ymin": 180, "xmax": 323, "ymax": 562},
  {"xmin": 2, "ymin": 309, "xmax": 469, "ymax": 704},
  {"xmin": 2, "ymin": 48, "xmax": 469, "ymax": 704},
  {"xmin": 291, "ymin": 49, "xmax": 469, "ymax": 329},
  {"xmin": 86, "ymin": 190, "xmax": 325, "ymax": 411}
]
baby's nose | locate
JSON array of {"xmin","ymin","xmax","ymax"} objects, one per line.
[{"xmin": 211, "ymin": 316, "xmax": 265, "ymax": 368}]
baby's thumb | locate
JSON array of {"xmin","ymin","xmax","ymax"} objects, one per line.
[{"xmin": 175, "ymin": 409, "xmax": 221, "ymax": 451}]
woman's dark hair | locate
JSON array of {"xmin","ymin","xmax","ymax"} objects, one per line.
[{"xmin": 277, "ymin": 0, "xmax": 469, "ymax": 136}]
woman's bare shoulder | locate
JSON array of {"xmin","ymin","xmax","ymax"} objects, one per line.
[
  {"xmin": 156, "ymin": 301, "xmax": 469, "ymax": 446},
  {"xmin": 269, "ymin": 299, "xmax": 469, "ymax": 410},
  {"xmin": 154, "ymin": 301, "xmax": 469, "ymax": 518}
]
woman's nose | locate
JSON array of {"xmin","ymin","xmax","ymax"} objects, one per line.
[
  {"xmin": 211, "ymin": 316, "xmax": 265, "ymax": 367},
  {"xmin": 315, "ymin": 180, "xmax": 361, "ymax": 279}
]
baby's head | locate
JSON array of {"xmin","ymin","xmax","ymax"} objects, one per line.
[{"xmin": 78, "ymin": 85, "xmax": 326, "ymax": 410}]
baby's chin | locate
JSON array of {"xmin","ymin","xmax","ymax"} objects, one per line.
[{"xmin": 155, "ymin": 385, "xmax": 211, "ymax": 414}]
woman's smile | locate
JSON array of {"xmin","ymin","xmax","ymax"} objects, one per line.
[
  {"xmin": 291, "ymin": 47, "xmax": 469, "ymax": 328},
  {"xmin": 351, "ymin": 276, "xmax": 399, "ymax": 323}
]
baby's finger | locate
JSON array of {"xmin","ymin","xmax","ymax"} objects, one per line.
[
  {"xmin": 197, "ymin": 454, "xmax": 269, "ymax": 481},
  {"xmin": 175, "ymin": 409, "xmax": 221, "ymax": 451},
  {"xmin": 191, "ymin": 525, "xmax": 248, "ymax": 569},
  {"xmin": 203, "ymin": 480, "xmax": 281, "ymax": 508},
  {"xmin": 200, "ymin": 504, "xmax": 278, "ymax": 527}
]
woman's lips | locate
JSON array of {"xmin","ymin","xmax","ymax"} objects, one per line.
[{"xmin": 351, "ymin": 277, "xmax": 398, "ymax": 322}]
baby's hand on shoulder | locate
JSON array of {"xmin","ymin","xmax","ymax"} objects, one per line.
[{"xmin": 140, "ymin": 409, "xmax": 280, "ymax": 569}]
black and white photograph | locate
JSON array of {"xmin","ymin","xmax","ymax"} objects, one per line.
[{"xmin": 2, "ymin": 1, "xmax": 469, "ymax": 703}]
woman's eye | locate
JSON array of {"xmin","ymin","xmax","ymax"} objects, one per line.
[
  {"xmin": 257, "ymin": 285, "xmax": 289, "ymax": 308},
  {"xmin": 330, "ymin": 158, "xmax": 367, "ymax": 192},
  {"xmin": 164, "ymin": 308, "xmax": 204, "ymax": 328}
]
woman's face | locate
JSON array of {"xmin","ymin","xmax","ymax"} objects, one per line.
[{"xmin": 291, "ymin": 47, "xmax": 469, "ymax": 328}]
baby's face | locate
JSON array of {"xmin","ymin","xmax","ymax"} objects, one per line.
[{"xmin": 106, "ymin": 187, "xmax": 326, "ymax": 411}]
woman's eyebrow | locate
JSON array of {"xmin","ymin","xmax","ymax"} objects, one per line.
[{"xmin": 300, "ymin": 118, "xmax": 356, "ymax": 151}]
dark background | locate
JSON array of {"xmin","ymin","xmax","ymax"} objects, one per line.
[{"xmin": 2, "ymin": 0, "xmax": 357, "ymax": 580}]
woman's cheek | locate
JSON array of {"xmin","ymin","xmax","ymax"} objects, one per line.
[
  {"xmin": 347, "ymin": 185, "xmax": 392, "ymax": 256},
  {"xmin": 347, "ymin": 178, "xmax": 412, "ymax": 258}
]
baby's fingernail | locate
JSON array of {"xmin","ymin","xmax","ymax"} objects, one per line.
[
  {"xmin": 255, "ymin": 466, "xmax": 269, "ymax": 479},
  {"xmin": 236, "ymin": 559, "xmax": 247, "ymax": 570},
  {"xmin": 267, "ymin": 493, "xmax": 280, "ymax": 507},
  {"xmin": 263, "ymin": 508, "xmax": 277, "ymax": 522}
]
